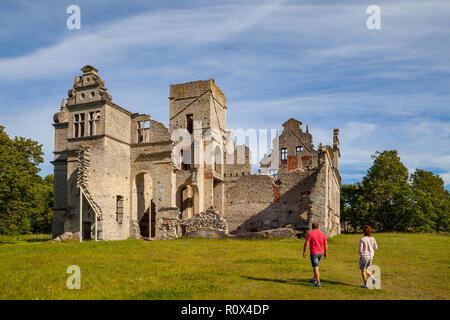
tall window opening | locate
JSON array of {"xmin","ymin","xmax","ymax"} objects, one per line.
[
  {"xmin": 186, "ymin": 114, "xmax": 193, "ymax": 134},
  {"xmin": 88, "ymin": 111, "xmax": 101, "ymax": 136},
  {"xmin": 137, "ymin": 121, "xmax": 150, "ymax": 143},
  {"xmin": 281, "ymin": 148, "xmax": 287, "ymax": 163},
  {"xmin": 74, "ymin": 113, "xmax": 85, "ymax": 138},
  {"xmin": 181, "ymin": 149, "xmax": 190, "ymax": 170},
  {"xmin": 270, "ymin": 169, "xmax": 278, "ymax": 178},
  {"xmin": 214, "ymin": 146, "xmax": 222, "ymax": 173},
  {"xmin": 116, "ymin": 195, "xmax": 124, "ymax": 223},
  {"xmin": 296, "ymin": 146, "xmax": 302, "ymax": 155}
]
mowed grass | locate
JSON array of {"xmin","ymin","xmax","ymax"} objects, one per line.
[{"xmin": 0, "ymin": 233, "xmax": 448, "ymax": 299}]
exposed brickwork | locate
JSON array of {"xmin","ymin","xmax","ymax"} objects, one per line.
[
  {"xmin": 204, "ymin": 172, "xmax": 213, "ymax": 179},
  {"xmin": 287, "ymin": 156, "xmax": 298, "ymax": 170},
  {"xmin": 273, "ymin": 185, "xmax": 281, "ymax": 202}
]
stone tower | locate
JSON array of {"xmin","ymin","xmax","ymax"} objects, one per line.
[
  {"xmin": 52, "ymin": 65, "xmax": 132, "ymax": 240},
  {"xmin": 169, "ymin": 79, "xmax": 227, "ymax": 217}
]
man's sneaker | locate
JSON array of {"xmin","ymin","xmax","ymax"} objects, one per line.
[
  {"xmin": 312, "ymin": 283, "xmax": 321, "ymax": 288},
  {"xmin": 360, "ymin": 284, "xmax": 368, "ymax": 289},
  {"xmin": 311, "ymin": 278, "xmax": 317, "ymax": 284}
]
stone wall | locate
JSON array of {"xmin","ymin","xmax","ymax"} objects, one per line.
[
  {"xmin": 155, "ymin": 207, "xmax": 181, "ymax": 240},
  {"xmin": 224, "ymin": 171, "xmax": 316, "ymax": 234},
  {"xmin": 307, "ymin": 148, "xmax": 341, "ymax": 237},
  {"xmin": 129, "ymin": 116, "xmax": 175, "ymax": 239},
  {"xmin": 224, "ymin": 144, "xmax": 252, "ymax": 183}
]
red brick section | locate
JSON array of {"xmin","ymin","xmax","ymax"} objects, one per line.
[
  {"xmin": 204, "ymin": 172, "xmax": 213, "ymax": 179},
  {"xmin": 301, "ymin": 155, "xmax": 312, "ymax": 160},
  {"xmin": 273, "ymin": 185, "xmax": 281, "ymax": 202},
  {"xmin": 287, "ymin": 155, "xmax": 298, "ymax": 170}
]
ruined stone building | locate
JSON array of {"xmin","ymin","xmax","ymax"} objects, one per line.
[{"xmin": 52, "ymin": 66, "xmax": 341, "ymax": 241}]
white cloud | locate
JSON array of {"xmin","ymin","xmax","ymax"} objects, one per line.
[
  {"xmin": 0, "ymin": 1, "xmax": 285, "ymax": 80},
  {"xmin": 439, "ymin": 172, "xmax": 450, "ymax": 186}
]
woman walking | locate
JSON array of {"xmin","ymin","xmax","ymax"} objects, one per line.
[{"xmin": 359, "ymin": 225, "xmax": 378, "ymax": 288}]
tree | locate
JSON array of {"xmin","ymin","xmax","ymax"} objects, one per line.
[
  {"xmin": 340, "ymin": 183, "xmax": 369, "ymax": 232},
  {"xmin": 0, "ymin": 126, "xmax": 51, "ymax": 234},
  {"xmin": 340, "ymin": 150, "xmax": 450, "ymax": 233},
  {"xmin": 30, "ymin": 174, "xmax": 54, "ymax": 233},
  {"xmin": 361, "ymin": 150, "xmax": 412, "ymax": 232},
  {"xmin": 410, "ymin": 169, "xmax": 450, "ymax": 232}
]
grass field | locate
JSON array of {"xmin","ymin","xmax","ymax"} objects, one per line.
[{"xmin": 0, "ymin": 233, "xmax": 448, "ymax": 300}]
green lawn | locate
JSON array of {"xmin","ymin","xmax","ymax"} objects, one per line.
[{"xmin": 0, "ymin": 233, "xmax": 448, "ymax": 299}]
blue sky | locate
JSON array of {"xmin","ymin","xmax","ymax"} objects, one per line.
[{"xmin": 0, "ymin": 0, "xmax": 449, "ymax": 188}]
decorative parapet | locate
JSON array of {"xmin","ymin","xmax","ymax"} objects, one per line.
[{"xmin": 67, "ymin": 65, "xmax": 112, "ymax": 106}]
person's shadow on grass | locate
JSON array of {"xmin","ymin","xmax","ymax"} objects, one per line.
[{"xmin": 242, "ymin": 276, "xmax": 356, "ymax": 287}]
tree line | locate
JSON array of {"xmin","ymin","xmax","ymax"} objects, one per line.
[
  {"xmin": 0, "ymin": 126, "xmax": 53, "ymax": 234},
  {"xmin": 341, "ymin": 150, "xmax": 449, "ymax": 233}
]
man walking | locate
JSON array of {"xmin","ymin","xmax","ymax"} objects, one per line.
[{"xmin": 303, "ymin": 222, "xmax": 328, "ymax": 288}]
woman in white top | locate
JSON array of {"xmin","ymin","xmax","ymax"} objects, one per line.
[{"xmin": 359, "ymin": 225, "xmax": 378, "ymax": 288}]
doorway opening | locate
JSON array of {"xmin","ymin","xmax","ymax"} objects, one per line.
[
  {"xmin": 82, "ymin": 222, "xmax": 91, "ymax": 240},
  {"xmin": 139, "ymin": 210, "xmax": 149, "ymax": 238}
]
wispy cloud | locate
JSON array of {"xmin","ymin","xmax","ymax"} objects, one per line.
[{"xmin": 0, "ymin": 1, "xmax": 284, "ymax": 80}]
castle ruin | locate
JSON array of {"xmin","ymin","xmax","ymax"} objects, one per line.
[{"xmin": 52, "ymin": 66, "xmax": 341, "ymax": 240}]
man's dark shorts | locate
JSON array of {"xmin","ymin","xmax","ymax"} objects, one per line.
[{"xmin": 310, "ymin": 254, "xmax": 323, "ymax": 267}]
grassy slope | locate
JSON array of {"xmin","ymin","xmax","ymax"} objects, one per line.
[{"xmin": 0, "ymin": 233, "xmax": 448, "ymax": 300}]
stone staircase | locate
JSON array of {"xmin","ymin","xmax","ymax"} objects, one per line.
[{"xmin": 77, "ymin": 145, "xmax": 103, "ymax": 222}]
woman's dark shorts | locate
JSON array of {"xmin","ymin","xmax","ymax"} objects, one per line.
[{"xmin": 359, "ymin": 256, "xmax": 373, "ymax": 270}]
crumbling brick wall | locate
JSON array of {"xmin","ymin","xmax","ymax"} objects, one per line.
[{"xmin": 224, "ymin": 171, "xmax": 317, "ymax": 233}]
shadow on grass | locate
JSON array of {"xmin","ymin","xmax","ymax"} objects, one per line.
[
  {"xmin": 242, "ymin": 276, "xmax": 356, "ymax": 288},
  {"xmin": 0, "ymin": 241, "xmax": 17, "ymax": 245},
  {"xmin": 25, "ymin": 239, "xmax": 50, "ymax": 243},
  {"xmin": 135, "ymin": 282, "xmax": 225, "ymax": 299}
]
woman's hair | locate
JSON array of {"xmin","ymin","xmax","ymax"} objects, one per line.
[{"xmin": 362, "ymin": 225, "xmax": 372, "ymax": 237}]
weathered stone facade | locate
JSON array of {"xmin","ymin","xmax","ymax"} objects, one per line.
[
  {"xmin": 255, "ymin": 119, "xmax": 341, "ymax": 236},
  {"xmin": 52, "ymin": 66, "xmax": 341, "ymax": 240}
]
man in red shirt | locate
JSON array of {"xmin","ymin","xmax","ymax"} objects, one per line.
[{"xmin": 303, "ymin": 222, "xmax": 328, "ymax": 288}]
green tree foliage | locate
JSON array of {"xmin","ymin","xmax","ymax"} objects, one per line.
[
  {"xmin": 0, "ymin": 126, "xmax": 53, "ymax": 234},
  {"xmin": 361, "ymin": 150, "xmax": 411, "ymax": 231},
  {"xmin": 410, "ymin": 169, "xmax": 450, "ymax": 232},
  {"xmin": 29, "ymin": 174, "xmax": 54, "ymax": 233},
  {"xmin": 341, "ymin": 150, "xmax": 449, "ymax": 233},
  {"xmin": 340, "ymin": 183, "xmax": 368, "ymax": 233}
]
